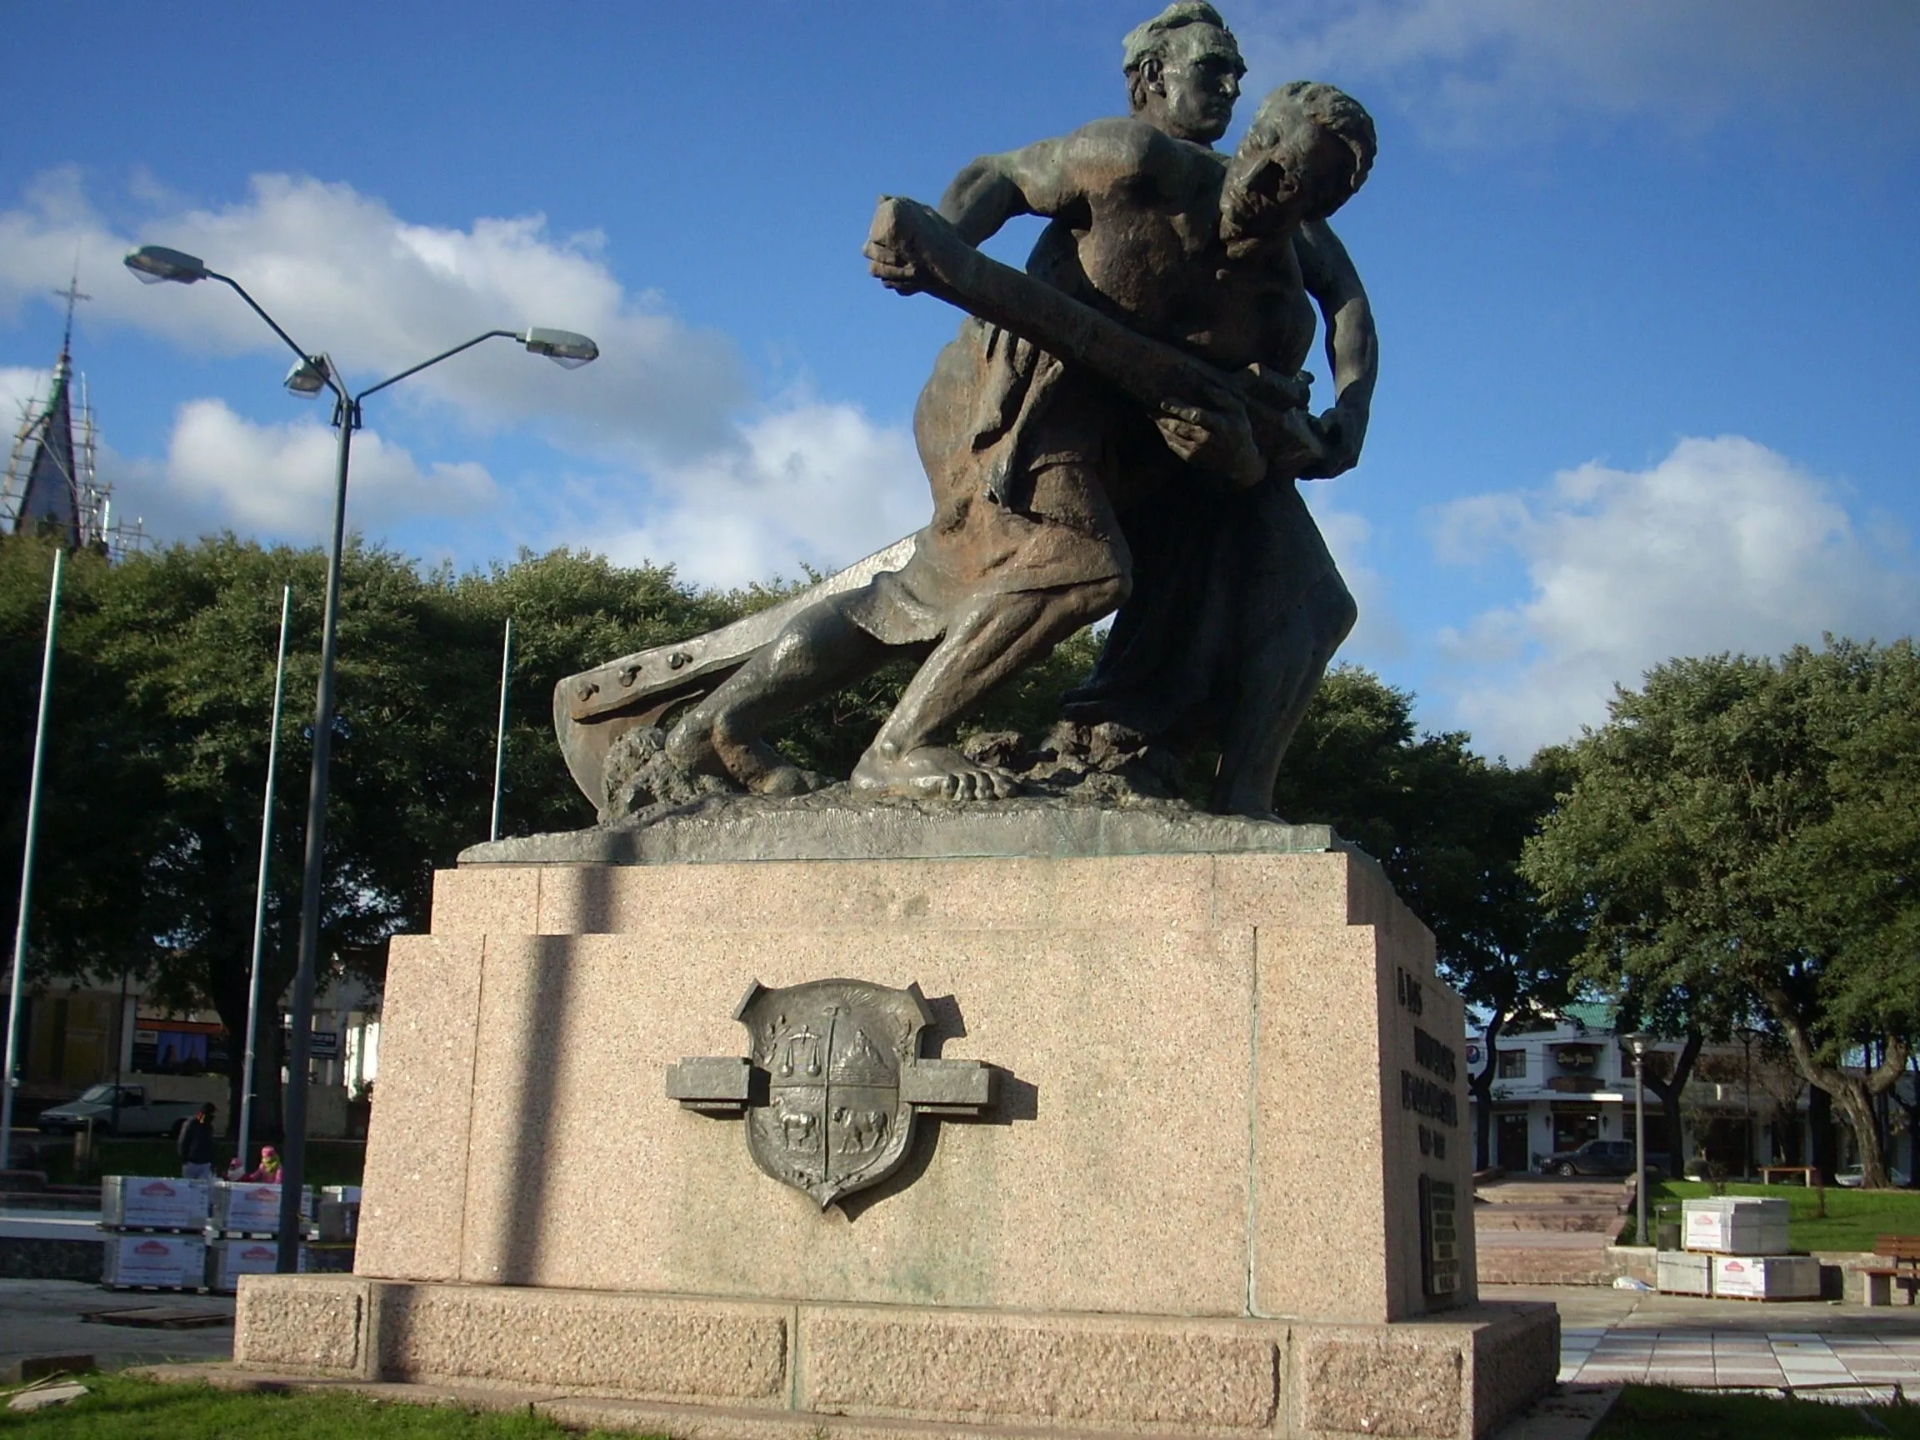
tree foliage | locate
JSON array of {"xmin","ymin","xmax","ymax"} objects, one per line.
[
  {"xmin": 5, "ymin": 538, "xmax": 1574, "ymax": 1155},
  {"xmin": 1521, "ymin": 640, "xmax": 1920, "ymax": 1186}
]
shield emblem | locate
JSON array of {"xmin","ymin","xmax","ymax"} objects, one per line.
[{"xmin": 735, "ymin": 978, "xmax": 931, "ymax": 1207}]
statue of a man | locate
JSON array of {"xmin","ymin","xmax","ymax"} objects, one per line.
[
  {"xmin": 664, "ymin": 76, "xmax": 1377, "ymax": 804},
  {"xmin": 1059, "ymin": 1, "xmax": 1379, "ymax": 815}
]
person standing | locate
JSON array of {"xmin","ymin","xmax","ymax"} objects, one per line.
[{"xmin": 177, "ymin": 1102, "xmax": 216, "ymax": 1180}]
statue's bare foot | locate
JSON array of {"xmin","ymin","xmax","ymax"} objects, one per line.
[
  {"xmin": 664, "ymin": 711, "xmax": 726, "ymax": 777},
  {"xmin": 666, "ymin": 713, "xmax": 816, "ymax": 796},
  {"xmin": 852, "ymin": 746, "xmax": 1020, "ymax": 801}
]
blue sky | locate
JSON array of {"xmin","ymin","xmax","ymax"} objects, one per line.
[{"xmin": 2, "ymin": 1, "xmax": 1915, "ymax": 762}]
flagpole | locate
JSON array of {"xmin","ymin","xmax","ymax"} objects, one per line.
[
  {"xmin": 490, "ymin": 617, "xmax": 513, "ymax": 841},
  {"xmin": 236, "ymin": 584, "xmax": 293, "ymax": 1173},
  {"xmin": 1, "ymin": 549, "xmax": 66, "ymax": 1158}
]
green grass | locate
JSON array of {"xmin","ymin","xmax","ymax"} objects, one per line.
[
  {"xmin": 1618, "ymin": 1181, "xmax": 1920, "ymax": 1251},
  {"xmin": 0, "ymin": 1373, "xmax": 644, "ymax": 1439},
  {"xmin": 33, "ymin": 1139, "xmax": 366, "ymax": 1189},
  {"xmin": 1595, "ymin": 1383, "xmax": 1920, "ymax": 1438}
]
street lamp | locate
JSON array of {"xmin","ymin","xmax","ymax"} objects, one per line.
[
  {"xmin": 125, "ymin": 244, "xmax": 597, "ymax": 1270},
  {"xmin": 1622, "ymin": 1032, "xmax": 1649, "ymax": 1249}
]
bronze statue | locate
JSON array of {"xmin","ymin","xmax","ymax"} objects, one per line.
[{"xmin": 555, "ymin": 5, "xmax": 1379, "ymax": 819}]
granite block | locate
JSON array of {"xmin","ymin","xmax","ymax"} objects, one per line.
[
  {"xmin": 233, "ymin": 1275, "xmax": 368, "ymax": 1375},
  {"xmin": 800, "ymin": 1307, "xmax": 1280, "ymax": 1429},
  {"xmin": 1297, "ymin": 1330, "xmax": 1462, "ymax": 1438},
  {"xmin": 377, "ymin": 1284, "xmax": 790, "ymax": 1403},
  {"xmin": 354, "ymin": 936, "xmax": 484, "ymax": 1282}
]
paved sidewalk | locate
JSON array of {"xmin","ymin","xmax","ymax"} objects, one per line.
[
  {"xmin": 0, "ymin": 1278, "xmax": 235, "ymax": 1374},
  {"xmin": 1488, "ymin": 1284, "xmax": 1920, "ymax": 1399}
]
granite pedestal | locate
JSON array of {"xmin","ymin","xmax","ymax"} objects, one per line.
[{"xmin": 237, "ymin": 819, "xmax": 1556, "ymax": 1438}]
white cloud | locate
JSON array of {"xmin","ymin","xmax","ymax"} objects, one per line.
[
  {"xmin": 0, "ymin": 364, "xmax": 49, "ymax": 427},
  {"xmin": 105, "ymin": 399, "xmax": 497, "ymax": 543},
  {"xmin": 590, "ymin": 399, "xmax": 926, "ymax": 589},
  {"xmin": 0, "ymin": 168, "xmax": 746, "ymax": 462},
  {"xmin": 1428, "ymin": 435, "xmax": 1920, "ymax": 760},
  {"xmin": 0, "ymin": 169, "xmax": 934, "ymax": 587},
  {"xmin": 1236, "ymin": 0, "xmax": 1920, "ymax": 147}
]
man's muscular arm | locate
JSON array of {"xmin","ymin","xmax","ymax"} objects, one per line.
[
  {"xmin": 937, "ymin": 138, "xmax": 1074, "ymax": 245},
  {"xmin": 1292, "ymin": 218, "xmax": 1376, "ymax": 479},
  {"xmin": 870, "ymin": 134, "xmax": 1090, "ymax": 293}
]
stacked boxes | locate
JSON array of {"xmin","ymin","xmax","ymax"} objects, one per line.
[
  {"xmin": 98, "ymin": 1177, "xmax": 210, "ymax": 1290},
  {"xmin": 209, "ymin": 1180, "xmax": 311, "ymax": 1233},
  {"xmin": 1654, "ymin": 1249, "xmax": 1713, "ymax": 1296},
  {"xmin": 204, "ymin": 1181, "xmax": 319, "ymax": 1294},
  {"xmin": 1658, "ymin": 1197, "xmax": 1818, "ymax": 1301},
  {"xmin": 99, "ymin": 1175, "xmax": 351, "ymax": 1292},
  {"xmin": 1713, "ymin": 1254, "xmax": 1822, "ymax": 1300},
  {"xmin": 307, "ymin": 1185, "xmax": 360, "ymax": 1273},
  {"xmin": 1683, "ymin": 1197, "xmax": 1790, "ymax": 1255},
  {"xmin": 206, "ymin": 1238, "xmax": 283, "ymax": 1292}
]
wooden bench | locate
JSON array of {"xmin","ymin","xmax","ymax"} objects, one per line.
[
  {"xmin": 1860, "ymin": 1235, "xmax": 1920, "ymax": 1307},
  {"xmin": 1758, "ymin": 1165, "xmax": 1821, "ymax": 1186}
]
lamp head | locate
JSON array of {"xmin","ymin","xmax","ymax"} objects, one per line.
[
  {"xmin": 124, "ymin": 245, "xmax": 209, "ymax": 285},
  {"xmin": 522, "ymin": 327, "xmax": 599, "ymax": 368},
  {"xmin": 1620, "ymin": 1031, "xmax": 1649, "ymax": 1057},
  {"xmin": 283, "ymin": 355, "xmax": 331, "ymax": 397}
]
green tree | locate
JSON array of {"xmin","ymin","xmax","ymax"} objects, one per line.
[
  {"xmin": 1521, "ymin": 640, "xmax": 1920, "ymax": 1187},
  {"xmin": 3, "ymin": 537, "xmax": 758, "ymax": 1132},
  {"xmin": 1274, "ymin": 668, "xmax": 1577, "ymax": 1169},
  {"xmin": 1, "ymin": 536, "xmax": 157, "ymax": 983}
]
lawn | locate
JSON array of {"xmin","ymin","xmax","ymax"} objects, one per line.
[
  {"xmin": 0, "ymin": 1373, "xmax": 636, "ymax": 1439},
  {"xmin": 1595, "ymin": 1384, "xmax": 1920, "ymax": 1438},
  {"xmin": 1618, "ymin": 1180, "xmax": 1920, "ymax": 1251},
  {"xmin": 32, "ymin": 1139, "xmax": 366, "ymax": 1189}
]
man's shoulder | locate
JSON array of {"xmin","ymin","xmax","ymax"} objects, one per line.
[{"xmin": 1060, "ymin": 115, "xmax": 1197, "ymax": 174}]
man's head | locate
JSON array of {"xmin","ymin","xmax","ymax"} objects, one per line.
[
  {"xmin": 1123, "ymin": 2, "xmax": 1246, "ymax": 146},
  {"xmin": 196, "ymin": 1102, "xmax": 214, "ymax": 1120},
  {"xmin": 1222, "ymin": 81, "xmax": 1377, "ymax": 238}
]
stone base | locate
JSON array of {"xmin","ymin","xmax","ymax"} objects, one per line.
[
  {"xmin": 235, "ymin": 1275, "xmax": 1557, "ymax": 1440},
  {"xmin": 249, "ymin": 838, "xmax": 1556, "ymax": 1437}
]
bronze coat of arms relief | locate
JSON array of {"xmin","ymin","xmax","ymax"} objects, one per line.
[{"xmin": 667, "ymin": 979, "xmax": 995, "ymax": 1208}]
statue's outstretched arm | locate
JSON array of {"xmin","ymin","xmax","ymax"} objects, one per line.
[
  {"xmin": 1293, "ymin": 219, "xmax": 1376, "ymax": 479},
  {"xmin": 936, "ymin": 128, "xmax": 1113, "ymax": 246}
]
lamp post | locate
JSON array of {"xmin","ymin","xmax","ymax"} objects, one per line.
[
  {"xmin": 1736, "ymin": 1024, "xmax": 1762, "ymax": 1179},
  {"xmin": 126, "ymin": 244, "xmax": 597, "ymax": 1269},
  {"xmin": 1622, "ymin": 1032, "xmax": 1649, "ymax": 1249}
]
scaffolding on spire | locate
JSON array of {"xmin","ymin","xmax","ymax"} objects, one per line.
[{"xmin": 2, "ymin": 270, "xmax": 149, "ymax": 558}]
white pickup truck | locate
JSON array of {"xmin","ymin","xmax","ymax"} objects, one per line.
[{"xmin": 36, "ymin": 1084, "xmax": 209, "ymax": 1138}]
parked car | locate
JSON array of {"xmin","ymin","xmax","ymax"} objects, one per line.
[
  {"xmin": 36, "ymin": 1084, "xmax": 206, "ymax": 1138},
  {"xmin": 1537, "ymin": 1140, "xmax": 1669, "ymax": 1178},
  {"xmin": 1834, "ymin": 1164, "xmax": 1913, "ymax": 1188}
]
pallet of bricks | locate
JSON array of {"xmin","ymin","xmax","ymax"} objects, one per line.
[
  {"xmin": 1656, "ymin": 1196, "xmax": 1819, "ymax": 1300},
  {"xmin": 99, "ymin": 1176, "xmax": 210, "ymax": 1291},
  {"xmin": 205, "ymin": 1181, "xmax": 349, "ymax": 1293}
]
